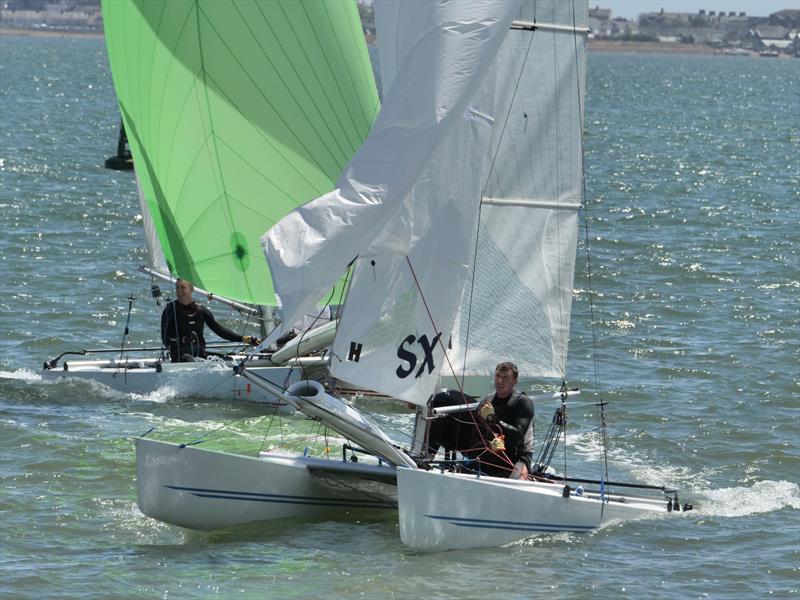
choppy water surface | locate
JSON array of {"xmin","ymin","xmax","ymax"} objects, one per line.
[{"xmin": 1, "ymin": 36, "xmax": 798, "ymax": 599}]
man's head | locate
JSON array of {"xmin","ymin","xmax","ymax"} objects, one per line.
[
  {"xmin": 175, "ymin": 278, "xmax": 194, "ymax": 305},
  {"xmin": 494, "ymin": 361, "xmax": 518, "ymax": 398}
]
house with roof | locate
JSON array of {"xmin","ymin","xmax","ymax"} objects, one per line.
[{"xmin": 749, "ymin": 25, "xmax": 797, "ymax": 54}]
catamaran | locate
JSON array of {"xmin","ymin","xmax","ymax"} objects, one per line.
[
  {"xmin": 132, "ymin": 0, "xmax": 691, "ymax": 551},
  {"xmin": 41, "ymin": 0, "xmax": 380, "ymax": 407}
]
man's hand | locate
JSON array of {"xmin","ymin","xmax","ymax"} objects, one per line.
[
  {"xmin": 478, "ymin": 402, "xmax": 495, "ymax": 422},
  {"xmin": 490, "ymin": 435, "xmax": 505, "ymax": 452},
  {"xmin": 242, "ymin": 336, "xmax": 261, "ymax": 346}
]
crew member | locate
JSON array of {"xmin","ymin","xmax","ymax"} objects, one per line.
[
  {"xmin": 160, "ymin": 278, "xmax": 259, "ymax": 362},
  {"xmin": 473, "ymin": 361, "xmax": 534, "ymax": 479}
]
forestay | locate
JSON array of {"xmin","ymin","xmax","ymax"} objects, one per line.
[
  {"xmin": 102, "ymin": 0, "xmax": 379, "ymax": 305},
  {"xmin": 264, "ymin": 0, "xmax": 522, "ymax": 405}
]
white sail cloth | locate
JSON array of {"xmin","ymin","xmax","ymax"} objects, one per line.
[
  {"xmin": 136, "ymin": 171, "xmax": 168, "ymax": 275},
  {"xmin": 262, "ymin": 0, "xmax": 521, "ymax": 354},
  {"xmin": 449, "ymin": 0, "xmax": 588, "ymax": 381},
  {"xmin": 331, "ymin": 1, "xmax": 587, "ymax": 402},
  {"xmin": 264, "ymin": 0, "xmax": 587, "ymax": 404}
]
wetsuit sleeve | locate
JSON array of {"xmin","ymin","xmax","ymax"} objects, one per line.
[
  {"xmin": 498, "ymin": 394, "xmax": 534, "ymax": 449},
  {"xmin": 202, "ymin": 307, "xmax": 243, "ymax": 342}
]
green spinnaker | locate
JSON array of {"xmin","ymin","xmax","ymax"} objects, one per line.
[{"xmin": 102, "ymin": 0, "xmax": 379, "ymax": 304}]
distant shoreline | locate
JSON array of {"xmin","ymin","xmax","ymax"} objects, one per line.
[
  {"xmin": 590, "ymin": 39, "xmax": 729, "ymax": 55},
  {"xmin": 0, "ymin": 27, "xmax": 781, "ymax": 58},
  {"xmin": 0, "ymin": 27, "xmax": 102, "ymax": 39}
]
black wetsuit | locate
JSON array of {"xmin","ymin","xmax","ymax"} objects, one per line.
[
  {"xmin": 473, "ymin": 390, "xmax": 534, "ymax": 477},
  {"xmin": 160, "ymin": 301, "xmax": 241, "ymax": 362},
  {"xmin": 426, "ymin": 389, "xmax": 476, "ymax": 456}
]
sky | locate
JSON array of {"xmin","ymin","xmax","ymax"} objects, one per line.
[{"xmin": 597, "ymin": 1, "xmax": 797, "ymax": 20}]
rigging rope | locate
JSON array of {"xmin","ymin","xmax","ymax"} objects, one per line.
[
  {"xmin": 405, "ymin": 257, "xmax": 515, "ymax": 471},
  {"xmin": 570, "ymin": 2, "xmax": 610, "ymax": 486},
  {"xmin": 118, "ymin": 295, "xmax": 135, "ymax": 362}
]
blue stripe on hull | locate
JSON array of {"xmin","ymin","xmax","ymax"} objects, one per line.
[
  {"xmin": 425, "ymin": 514, "xmax": 596, "ymax": 533},
  {"xmin": 164, "ymin": 485, "xmax": 397, "ymax": 510}
]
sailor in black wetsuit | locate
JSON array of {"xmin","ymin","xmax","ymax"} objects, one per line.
[
  {"xmin": 473, "ymin": 361, "xmax": 534, "ymax": 479},
  {"xmin": 160, "ymin": 278, "xmax": 259, "ymax": 362}
]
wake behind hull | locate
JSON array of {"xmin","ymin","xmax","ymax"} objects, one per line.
[
  {"xmin": 135, "ymin": 438, "xmax": 398, "ymax": 530},
  {"xmin": 397, "ymin": 469, "xmax": 670, "ymax": 551}
]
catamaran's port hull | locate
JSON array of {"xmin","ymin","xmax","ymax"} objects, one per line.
[{"xmin": 135, "ymin": 438, "xmax": 398, "ymax": 530}]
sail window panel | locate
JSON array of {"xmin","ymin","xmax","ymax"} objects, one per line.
[
  {"xmin": 528, "ymin": 0, "xmax": 588, "ymax": 29},
  {"xmin": 451, "ymin": 205, "xmax": 579, "ymax": 379},
  {"xmin": 485, "ymin": 31, "xmax": 584, "ymax": 207}
]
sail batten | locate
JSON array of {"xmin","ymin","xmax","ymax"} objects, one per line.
[
  {"xmin": 482, "ymin": 198, "xmax": 581, "ymax": 210},
  {"xmin": 511, "ymin": 20, "xmax": 590, "ymax": 34}
]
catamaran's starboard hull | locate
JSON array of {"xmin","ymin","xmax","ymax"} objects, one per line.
[
  {"xmin": 397, "ymin": 469, "xmax": 670, "ymax": 551},
  {"xmin": 135, "ymin": 438, "xmax": 398, "ymax": 530},
  {"xmin": 42, "ymin": 359, "xmax": 318, "ymax": 414}
]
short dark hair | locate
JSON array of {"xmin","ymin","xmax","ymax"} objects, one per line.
[{"xmin": 495, "ymin": 362, "xmax": 518, "ymax": 379}]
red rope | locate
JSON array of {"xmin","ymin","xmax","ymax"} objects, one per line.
[{"xmin": 404, "ymin": 257, "xmax": 516, "ymax": 470}]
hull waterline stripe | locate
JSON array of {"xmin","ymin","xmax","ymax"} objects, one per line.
[
  {"xmin": 164, "ymin": 485, "xmax": 396, "ymax": 509},
  {"xmin": 425, "ymin": 513, "xmax": 596, "ymax": 533}
]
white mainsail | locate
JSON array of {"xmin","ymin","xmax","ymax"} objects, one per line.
[{"xmin": 450, "ymin": 1, "xmax": 588, "ymax": 382}]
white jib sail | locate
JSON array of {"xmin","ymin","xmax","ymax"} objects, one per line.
[
  {"xmin": 450, "ymin": 0, "xmax": 588, "ymax": 382},
  {"xmin": 262, "ymin": 0, "xmax": 522, "ymax": 351}
]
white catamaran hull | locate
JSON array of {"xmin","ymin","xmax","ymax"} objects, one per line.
[
  {"xmin": 135, "ymin": 438, "xmax": 398, "ymax": 530},
  {"xmin": 397, "ymin": 469, "xmax": 670, "ymax": 551},
  {"xmin": 42, "ymin": 358, "xmax": 331, "ymax": 413}
]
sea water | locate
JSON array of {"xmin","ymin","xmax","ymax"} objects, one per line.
[{"xmin": 1, "ymin": 35, "xmax": 798, "ymax": 599}]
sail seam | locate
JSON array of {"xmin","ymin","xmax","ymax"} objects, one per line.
[
  {"xmin": 314, "ymin": 0, "xmax": 376, "ymax": 154},
  {"xmin": 157, "ymin": 2, "xmax": 195, "ymax": 181},
  {"xmin": 252, "ymin": 1, "xmax": 354, "ymax": 168},
  {"xmin": 196, "ymin": 2, "xmax": 254, "ymax": 299}
]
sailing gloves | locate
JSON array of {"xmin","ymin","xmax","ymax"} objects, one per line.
[
  {"xmin": 478, "ymin": 402, "xmax": 496, "ymax": 422},
  {"xmin": 242, "ymin": 336, "xmax": 261, "ymax": 346},
  {"xmin": 490, "ymin": 435, "xmax": 506, "ymax": 452}
]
